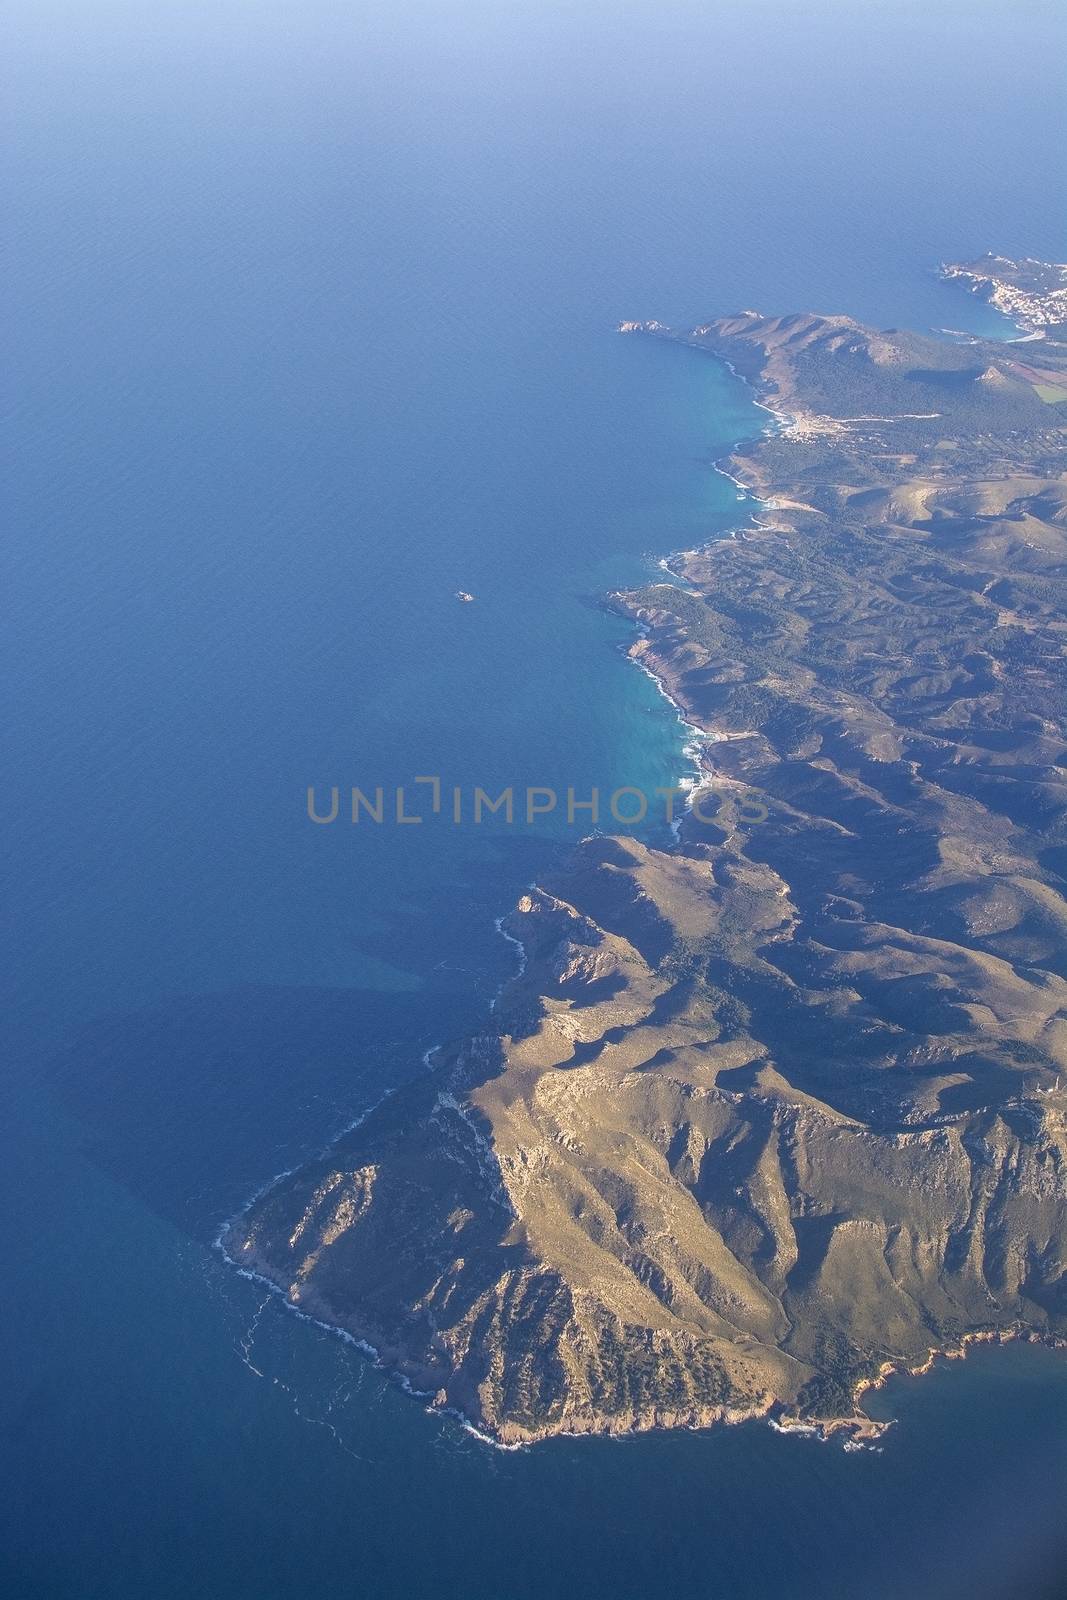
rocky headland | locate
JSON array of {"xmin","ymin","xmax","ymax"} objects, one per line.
[{"xmin": 224, "ymin": 261, "xmax": 1067, "ymax": 1445}]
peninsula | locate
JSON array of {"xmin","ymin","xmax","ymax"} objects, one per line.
[{"xmin": 224, "ymin": 260, "xmax": 1067, "ymax": 1445}]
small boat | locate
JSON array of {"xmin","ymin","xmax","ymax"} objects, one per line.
[{"xmin": 454, "ymin": 590, "xmax": 475, "ymax": 603}]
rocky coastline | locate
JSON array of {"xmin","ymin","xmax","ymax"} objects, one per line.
[{"xmin": 223, "ymin": 261, "xmax": 1067, "ymax": 1447}]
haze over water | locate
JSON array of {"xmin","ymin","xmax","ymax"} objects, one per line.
[{"xmin": 4, "ymin": 3, "xmax": 1067, "ymax": 1596}]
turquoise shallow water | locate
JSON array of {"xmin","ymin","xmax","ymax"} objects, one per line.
[{"xmin": 3, "ymin": 1, "xmax": 1067, "ymax": 1595}]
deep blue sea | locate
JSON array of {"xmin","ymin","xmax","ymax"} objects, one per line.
[{"xmin": 4, "ymin": 2, "xmax": 1067, "ymax": 1596}]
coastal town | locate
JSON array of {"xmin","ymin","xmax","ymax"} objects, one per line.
[{"xmin": 940, "ymin": 254, "xmax": 1067, "ymax": 334}]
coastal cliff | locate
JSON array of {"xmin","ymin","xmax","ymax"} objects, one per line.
[{"xmin": 225, "ymin": 262, "xmax": 1067, "ymax": 1445}]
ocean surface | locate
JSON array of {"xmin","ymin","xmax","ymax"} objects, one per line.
[{"xmin": 3, "ymin": 2, "xmax": 1067, "ymax": 1595}]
